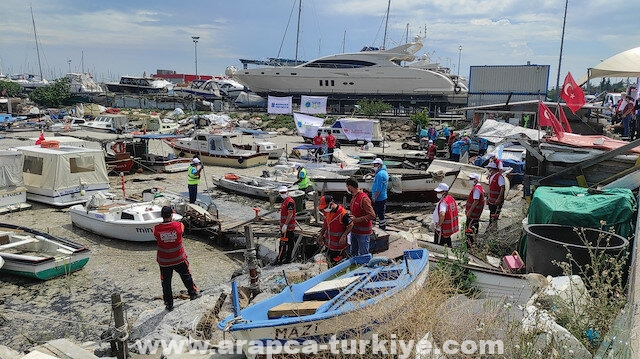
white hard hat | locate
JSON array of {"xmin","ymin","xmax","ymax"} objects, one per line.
[
  {"xmin": 486, "ymin": 162, "xmax": 498, "ymax": 169},
  {"xmin": 278, "ymin": 185, "xmax": 288, "ymax": 193},
  {"xmin": 372, "ymin": 158, "xmax": 383, "ymax": 165},
  {"xmin": 192, "ymin": 158, "xmax": 201, "ymax": 164},
  {"xmin": 434, "ymin": 183, "xmax": 449, "ymax": 192},
  {"xmin": 468, "ymin": 173, "xmax": 480, "ymax": 180}
]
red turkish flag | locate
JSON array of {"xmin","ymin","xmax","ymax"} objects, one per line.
[
  {"xmin": 560, "ymin": 72, "xmax": 586, "ymax": 114},
  {"xmin": 538, "ymin": 102, "xmax": 564, "ymax": 139},
  {"xmin": 557, "ymin": 103, "xmax": 572, "ymax": 133},
  {"xmin": 35, "ymin": 132, "xmax": 45, "ymax": 145}
]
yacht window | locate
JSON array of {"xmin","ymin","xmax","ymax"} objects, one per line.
[
  {"xmin": 333, "ymin": 130, "xmax": 340, "ymax": 134},
  {"xmin": 23, "ymin": 155, "xmax": 43, "ymax": 175},
  {"xmin": 331, "ymin": 80, "xmax": 335, "ymax": 86},
  {"xmin": 324, "ymin": 80, "xmax": 329, "ymax": 86},
  {"xmin": 303, "ymin": 59, "xmax": 375, "ymax": 69},
  {"xmin": 319, "ymin": 80, "xmax": 323, "ymax": 86},
  {"xmin": 70, "ymin": 156, "xmax": 95, "ymax": 173},
  {"xmin": 121, "ymin": 212, "xmax": 135, "ymax": 220},
  {"xmin": 196, "ymin": 135, "xmax": 207, "ymax": 141},
  {"xmin": 209, "ymin": 139, "xmax": 216, "ymax": 151},
  {"xmin": 290, "ymin": 73, "xmax": 297, "ymax": 75}
]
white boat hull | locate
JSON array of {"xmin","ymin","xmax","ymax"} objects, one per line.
[
  {"xmin": 69, "ymin": 202, "xmax": 183, "ymax": 242},
  {"xmin": 211, "ymin": 174, "xmax": 294, "ymax": 200},
  {"xmin": 25, "ymin": 185, "xmax": 109, "ymax": 207},
  {"xmin": 0, "ymin": 186, "xmax": 29, "ymax": 211}
]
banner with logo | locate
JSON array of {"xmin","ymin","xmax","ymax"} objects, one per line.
[
  {"xmin": 267, "ymin": 96, "xmax": 292, "ymax": 114},
  {"xmin": 293, "ymin": 112, "xmax": 325, "ymax": 138},
  {"xmin": 340, "ymin": 119, "xmax": 374, "ymax": 142},
  {"xmin": 300, "ymin": 95, "xmax": 328, "ymax": 114}
]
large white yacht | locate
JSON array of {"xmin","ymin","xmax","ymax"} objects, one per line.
[{"xmin": 226, "ymin": 36, "xmax": 467, "ymax": 103}]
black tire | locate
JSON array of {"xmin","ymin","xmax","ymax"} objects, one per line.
[
  {"xmin": 401, "ymin": 143, "xmax": 409, "ymax": 149},
  {"xmin": 238, "ymin": 157, "xmax": 244, "ymax": 164}
]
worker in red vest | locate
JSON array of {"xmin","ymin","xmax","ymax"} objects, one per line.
[
  {"xmin": 153, "ymin": 206, "xmax": 199, "ymax": 311},
  {"xmin": 312, "ymin": 131, "xmax": 324, "ymax": 162},
  {"xmin": 433, "ymin": 183, "xmax": 459, "ymax": 247},
  {"xmin": 317, "ymin": 195, "xmax": 353, "ymax": 265},
  {"xmin": 465, "ymin": 173, "xmax": 485, "ymax": 247},
  {"xmin": 426, "ymin": 139, "xmax": 437, "ymax": 163},
  {"xmin": 275, "ymin": 186, "xmax": 297, "ymax": 264},
  {"xmin": 325, "ymin": 132, "xmax": 336, "ymax": 164},
  {"xmin": 346, "ymin": 177, "xmax": 376, "ymax": 256},
  {"xmin": 485, "ymin": 162, "xmax": 506, "ymax": 233}
]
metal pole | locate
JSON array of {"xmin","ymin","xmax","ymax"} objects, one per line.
[
  {"xmin": 244, "ymin": 225, "xmax": 261, "ymax": 296},
  {"xmin": 555, "ymin": 0, "xmax": 569, "ymax": 101},
  {"xmin": 457, "ymin": 45, "xmax": 462, "ymax": 80},
  {"xmin": 192, "ymin": 36, "xmax": 200, "ymax": 80},
  {"xmin": 295, "ymin": 0, "xmax": 302, "ymax": 65}
]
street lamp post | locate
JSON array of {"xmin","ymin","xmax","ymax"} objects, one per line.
[
  {"xmin": 457, "ymin": 45, "xmax": 462, "ymax": 82},
  {"xmin": 191, "ymin": 36, "xmax": 200, "ymax": 80}
]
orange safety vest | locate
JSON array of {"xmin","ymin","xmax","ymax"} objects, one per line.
[
  {"xmin": 487, "ymin": 173, "xmax": 504, "ymax": 205},
  {"xmin": 154, "ymin": 221, "xmax": 187, "ymax": 266},
  {"xmin": 323, "ymin": 205, "xmax": 349, "ymax": 251},
  {"xmin": 350, "ymin": 190, "xmax": 372, "ymax": 235},
  {"xmin": 465, "ymin": 183, "xmax": 485, "ymax": 220},
  {"xmin": 439, "ymin": 195, "xmax": 459, "ymax": 237},
  {"xmin": 280, "ymin": 196, "xmax": 297, "ymax": 231}
]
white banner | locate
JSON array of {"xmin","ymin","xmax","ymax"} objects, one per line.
[
  {"xmin": 267, "ymin": 96, "xmax": 292, "ymax": 114},
  {"xmin": 300, "ymin": 95, "xmax": 328, "ymax": 114},
  {"xmin": 293, "ymin": 112, "xmax": 325, "ymax": 138},
  {"xmin": 340, "ymin": 119, "xmax": 374, "ymax": 142}
]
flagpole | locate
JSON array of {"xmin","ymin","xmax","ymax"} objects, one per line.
[{"xmin": 554, "ymin": 0, "xmax": 569, "ymax": 101}]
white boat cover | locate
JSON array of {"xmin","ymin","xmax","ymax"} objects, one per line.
[
  {"xmin": 0, "ymin": 150, "xmax": 24, "ymax": 188},
  {"xmin": 15, "ymin": 145, "xmax": 108, "ymax": 191},
  {"xmin": 476, "ymin": 119, "xmax": 541, "ymax": 143}
]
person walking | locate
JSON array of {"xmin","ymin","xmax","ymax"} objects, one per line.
[
  {"xmin": 465, "ymin": 173, "xmax": 485, "ymax": 247},
  {"xmin": 275, "ymin": 186, "xmax": 296, "ymax": 264},
  {"xmin": 317, "ymin": 195, "xmax": 353, "ymax": 265},
  {"xmin": 312, "ymin": 131, "xmax": 324, "ymax": 162},
  {"xmin": 622, "ymin": 95, "xmax": 636, "ymax": 139},
  {"xmin": 325, "ymin": 132, "xmax": 336, "ymax": 164},
  {"xmin": 186, "ymin": 157, "xmax": 203, "ymax": 203},
  {"xmin": 433, "ymin": 183, "xmax": 459, "ymax": 247},
  {"xmin": 370, "ymin": 158, "xmax": 388, "ymax": 230},
  {"xmin": 426, "ymin": 140, "xmax": 437, "ymax": 163},
  {"xmin": 486, "ymin": 162, "xmax": 506, "ymax": 233},
  {"xmin": 153, "ymin": 206, "xmax": 199, "ymax": 311},
  {"xmin": 346, "ymin": 177, "xmax": 376, "ymax": 256},
  {"xmin": 293, "ymin": 163, "xmax": 312, "ymax": 194}
]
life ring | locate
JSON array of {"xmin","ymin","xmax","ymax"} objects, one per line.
[
  {"xmin": 225, "ymin": 173, "xmax": 240, "ymax": 181},
  {"xmin": 112, "ymin": 142, "xmax": 125, "ymax": 154},
  {"xmin": 454, "ymin": 84, "xmax": 462, "ymax": 94}
]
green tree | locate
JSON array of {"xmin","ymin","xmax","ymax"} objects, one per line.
[
  {"xmin": 355, "ymin": 99, "xmax": 391, "ymax": 117},
  {"xmin": 0, "ymin": 80, "xmax": 22, "ymax": 97},
  {"xmin": 29, "ymin": 78, "xmax": 71, "ymax": 107},
  {"xmin": 410, "ymin": 109, "xmax": 430, "ymax": 129}
]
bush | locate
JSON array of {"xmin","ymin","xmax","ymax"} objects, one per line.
[
  {"xmin": 355, "ymin": 99, "xmax": 391, "ymax": 117},
  {"xmin": 29, "ymin": 78, "xmax": 71, "ymax": 107},
  {"xmin": 410, "ymin": 109, "xmax": 430, "ymax": 128},
  {"xmin": 0, "ymin": 80, "xmax": 22, "ymax": 97},
  {"xmin": 264, "ymin": 114, "xmax": 296, "ymax": 130}
]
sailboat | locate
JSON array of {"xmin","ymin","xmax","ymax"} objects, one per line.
[{"xmin": 13, "ymin": 7, "xmax": 48, "ymax": 92}]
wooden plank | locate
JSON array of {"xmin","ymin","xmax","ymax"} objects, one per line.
[
  {"xmin": 304, "ymin": 276, "xmax": 360, "ymax": 296},
  {"xmin": 268, "ymin": 300, "xmax": 328, "ymax": 318}
]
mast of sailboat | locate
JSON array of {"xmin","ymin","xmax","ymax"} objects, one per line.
[
  {"xmin": 295, "ymin": 0, "xmax": 302, "ymax": 65},
  {"xmin": 554, "ymin": 0, "xmax": 569, "ymax": 101},
  {"xmin": 30, "ymin": 6, "xmax": 44, "ymax": 81},
  {"xmin": 382, "ymin": 0, "xmax": 390, "ymax": 50},
  {"xmin": 81, "ymin": 51, "xmax": 85, "ymax": 74}
]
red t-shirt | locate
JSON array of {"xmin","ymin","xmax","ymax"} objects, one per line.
[{"xmin": 326, "ymin": 134, "xmax": 336, "ymax": 149}]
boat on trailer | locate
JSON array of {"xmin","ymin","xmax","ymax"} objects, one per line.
[
  {"xmin": 0, "ymin": 223, "xmax": 90, "ymax": 280},
  {"xmin": 218, "ymin": 249, "xmax": 429, "ymax": 357}
]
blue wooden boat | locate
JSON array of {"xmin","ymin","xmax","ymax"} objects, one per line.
[{"xmin": 218, "ymin": 249, "xmax": 429, "ymax": 355}]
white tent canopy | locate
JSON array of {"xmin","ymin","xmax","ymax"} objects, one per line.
[{"xmin": 578, "ymin": 47, "xmax": 640, "ymax": 85}]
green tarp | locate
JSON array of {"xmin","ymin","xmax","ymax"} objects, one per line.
[{"xmin": 527, "ymin": 186, "xmax": 637, "ymax": 239}]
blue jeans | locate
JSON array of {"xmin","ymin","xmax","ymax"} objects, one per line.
[
  {"xmin": 350, "ymin": 233, "xmax": 370, "ymax": 257},
  {"xmin": 373, "ymin": 200, "xmax": 387, "ymax": 230},
  {"xmin": 188, "ymin": 184, "xmax": 198, "ymax": 203},
  {"xmin": 623, "ymin": 115, "xmax": 632, "ymax": 137}
]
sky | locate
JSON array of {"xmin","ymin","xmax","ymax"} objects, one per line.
[{"xmin": 1, "ymin": 0, "xmax": 638, "ymax": 90}]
